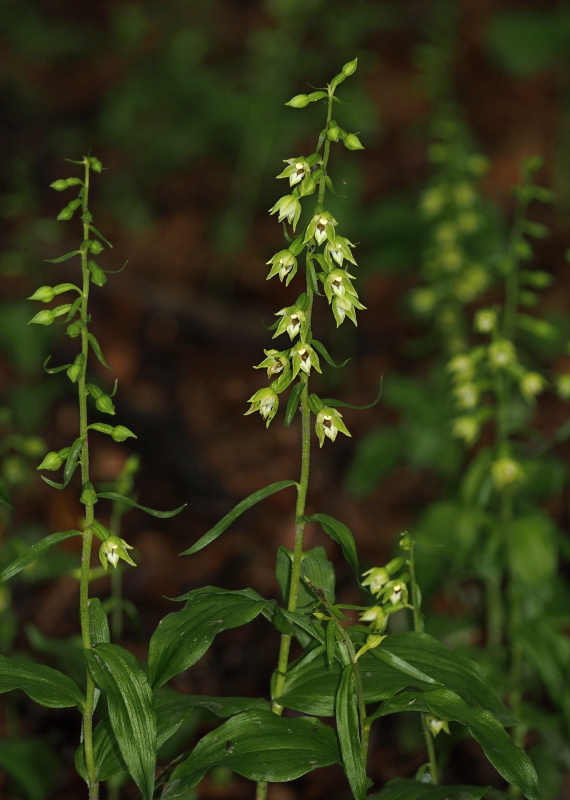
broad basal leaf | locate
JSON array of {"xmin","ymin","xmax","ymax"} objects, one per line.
[
  {"xmin": 161, "ymin": 710, "xmax": 341, "ymax": 798},
  {"xmin": 148, "ymin": 587, "xmax": 270, "ymax": 690},
  {"xmin": 85, "ymin": 644, "xmax": 157, "ymax": 800},
  {"xmin": 376, "ymin": 689, "xmax": 541, "ymax": 800},
  {"xmin": 367, "ymin": 777, "xmax": 489, "ymax": 800},
  {"xmin": 0, "ymin": 655, "xmax": 84, "ymax": 709}
]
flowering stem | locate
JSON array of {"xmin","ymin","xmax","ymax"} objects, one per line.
[{"xmin": 77, "ymin": 156, "xmax": 98, "ymax": 799}]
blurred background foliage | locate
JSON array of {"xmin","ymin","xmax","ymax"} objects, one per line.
[{"xmin": 1, "ymin": 0, "xmax": 570, "ymax": 798}]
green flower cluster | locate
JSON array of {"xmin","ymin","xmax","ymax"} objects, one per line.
[{"xmin": 246, "ymin": 60, "xmax": 365, "ymax": 445}]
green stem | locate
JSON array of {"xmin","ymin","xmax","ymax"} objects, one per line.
[
  {"xmin": 77, "ymin": 157, "xmax": 98, "ymax": 800},
  {"xmin": 409, "ymin": 538, "xmax": 438, "ymax": 784}
]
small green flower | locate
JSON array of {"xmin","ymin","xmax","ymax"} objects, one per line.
[
  {"xmin": 274, "ymin": 306, "xmax": 306, "ymax": 340},
  {"xmin": 491, "ymin": 457, "xmax": 525, "ymax": 489},
  {"xmin": 266, "ymin": 249, "xmax": 298, "ymax": 285},
  {"xmin": 304, "ymin": 211, "xmax": 337, "ymax": 245},
  {"xmin": 474, "ymin": 308, "xmax": 498, "ymax": 333},
  {"xmin": 315, "ymin": 406, "xmax": 351, "ymax": 446},
  {"xmin": 519, "ymin": 371, "xmax": 546, "ymax": 402},
  {"xmin": 488, "ymin": 339, "xmax": 516, "ymax": 369},
  {"xmin": 331, "ymin": 292, "xmax": 366, "ymax": 327},
  {"xmin": 99, "ymin": 535, "xmax": 137, "ymax": 570},
  {"xmin": 269, "ymin": 194, "xmax": 302, "ymax": 230},
  {"xmin": 290, "ymin": 342, "xmax": 321, "ymax": 378},
  {"xmin": 245, "ymin": 387, "xmax": 279, "ymax": 427},
  {"xmin": 426, "ymin": 715, "xmax": 450, "ymax": 737},
  {"xmin": 276, "ymin": 157, "xmax": 310, "ymax": 187},
  {"xmin": 254, "ymin": 349, "xmax": 290, "ymax": 379},
  {"xmin": 324, "ymin": 235, "xmax": 357, "ymax": 267},
  {"xmin": 361, "ymin": 566, "xmax": 390, "ymax": 595},
  {"xmin": 453, "ymin": 382, "xmax": 479, "ymax": 410},
  {"xmin": 359, "ymin": 605, "xmax": 387, "ymax": 631},
  {"xmin": 451, "ymin": 415, "xmax": 480, "ymax": 445},
  {"xmin": 555, "ymin": 373, "xmax": 570, "ymax": 400}
]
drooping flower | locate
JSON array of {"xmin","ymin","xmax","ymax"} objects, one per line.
[
  {"xmin": 315, "ymin": 406, "xmax": 351, "ymax": 446},
  {"xmin": 266, "ymin": 249, "xmax": 298, "ymax": 285},
  {"xmin": 491, "ymin": 456, "xmax": 525, "ymax": 489},
  {"xmin": 361, "ymin": 566, "xmax": 390, "ymax": 595},
  {"xmin": 322, "ymin": 268, "xmax": 358, "ymax": 304},
  {"xmin": 99, "ymin": 535, "xmax": 137, "ymax": 571},
  {"xmin": 359, "ymin": 605, "xmax": 387, "ymax": 631},
  {"xmin": 245, "ymin": 387, "xmax": 279, "ymax": 427},
  {"xmin": 331, "ymin": 292, "xmax": 366, "ymax": 327},
  {"xmin": 274, "ymin": 305, "xmax": 306, "ymax": 340},
  {"xmin": 276, "ymin": 157, "xmax": 310, "ymax": 187},
  {"xmin": 254, "ymin": 349, "xmax": 290, "ymax": 379},
  {"xmin": 304, "ymin": 210, "xmax": 337, "ymax": 245},
  {"xmin": 269, "ymin": 194, "xmax": 302, "ymax": 230},
  {"xmin": 324, "ymin": 235, "xmax": 357, "ymax": 267},
  {"xmin": 488, "ymin": 339, "xmax": 516, "ymax": 369},
  {"xmin": 519, "ymin": 371, "xmax": 546, "ymax": 402},
  {"xmin": 290, "ymin": 341, "xmax": 321, "ymax": 378}
]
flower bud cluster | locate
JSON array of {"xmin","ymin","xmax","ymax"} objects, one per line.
[{"xmin": 247, "ymin": 61, "xmax": 365, "ymax": 445}]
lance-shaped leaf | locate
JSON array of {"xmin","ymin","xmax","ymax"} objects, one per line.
[
  {"xmin": 88, "ymin": 598, "xmax": 110, "ymax": 646},
  {"xmin": 311, "ymin": 338, "xmax": 350, "ymax": 369},
  {"xmin": 43, "ymin": 355, "xmax": 72, "ymax": 374},
  {"xmin": 96, "ymin": 492, "xmax": 186, "ymax": 518},
  {"xmin": 321, "ymin": 377, "xmax": 383, "ymax": 410},
  {"xmin": 161, "ymin": 710, "xmax": 341, "ymax": 798},
  {"xmin": 285, "ymin": 381, "xmax": 304, "ymax": 427},
  {"xmin": 85, "ymin": 643, "xmax": 157, "ymax": 800},
  {"xmin": 303, "ymin": 513, "xmax": 359, "ymax": 579},
  {"xmin": 373, "ymin": 689, "xmax": 541, "ymax": 800},
  {"xmin": 367, "ymin": 778, "xmax": 489, "ymax": 800},
  {"xmin": 0, "ymin": 529, "xmax": 82, "ymax": 582},
  {"xmin": 0, "ymin": 655, "xmax": 84, "ymax": 709},
  {"xmin": 179, "ymin": 481, "xmax": 297, "ymax": 556},
  {"xmin": 45, "ymin": 249, "xmax": 81, "ymax": 263},
  {"xmin": 75, "ymin": 713, "xmax": 124, "ymax": 783},
  {"xmin": 88, "ymin": 333, "xmax": 112, "ymax": 369},
  {"xmin": 148, "ymin": 587, "xmax": 270, "ymax": 690},
  {"xmin": 42, "ymin": 437, "xmax": 83, "ymax": 490},
  {"xmin": 336, "ymin": 664, "xmax": 367, "ymax": 800}
]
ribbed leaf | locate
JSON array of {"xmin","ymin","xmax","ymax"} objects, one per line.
[
  {"xmin": 85, "ymin": 644, "xmax": 157, "ymax": 800},
  {"xmin": 285, "ymin": 381, "xmax": 304, "ymax": 426},
  {"xmin": 0, "ymin": 655, "xmax": 84, "ymax": 709},
  {"xmin": 162, "ymin": 710, "xmax": 341, "ymax": 798},
  {"xmin": 375, "ymin": 690, "xmax": 541, "ymax": 800},
  {"xmin": 276, "ymin": 545, "xmax": 335, "ymax": 611},
  {"xmin": 0, "ymin": 530, "xmax": 82, "ymax": 582},
  {"xmin": 368, "ymin": 777, "xmax": 489, "ymax": 800},
  {"xmin": 88, "ymin": 598, "xmax": 110, "ymax": 646},
  {"xmin": 303, "ymin": 513, "xmax": 359, "ymax": 579},
  {"xmin": 179, "ymin": 481, "xmax": 297, "ymax": 555},
  {"xmin": 336, "ymin": 664, "xmax": 367, "ymax": 800},
  {"xmin": 96, "ymin": 492, "xmax": 186, "ymax": 518},
  {"xmin": 148, "ymin": 587, "xmax": 270, "ymax": 690},
  {"xmin": 75, "ymin": 714, "xmax": 124, "ymax": 783}
]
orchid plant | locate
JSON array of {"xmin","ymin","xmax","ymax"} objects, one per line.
[{"xmin": 0, "ymin": 64, "xmax": 543, "ymax": 800}]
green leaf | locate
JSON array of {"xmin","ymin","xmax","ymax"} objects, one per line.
[
  {"xmin": 0, "ymin": 738, "xmax": 58, "ymax": 800},
  {"xmin": 336, "ymin": 664, "xmax": 367, "ymax": 800},
  {"xmin": 0, "ymin": 477, "xmax": 14, "ymax": 510},
  {"xmin": 96, "ymin": 492, "xmax": 186, "ymax": 518},
  {"xmin": 88, "ymin": 333, "xmax": 112, "ymax": 369},
  {"xmin": 42, "ymin": 356, "xmax": 72, "ymax": 375},
  {"xmin": 285, "ymin": 382, "xmax": 304, "ymax": 427},
  {"xmin": 303, "ymin": 513, "xmax": 359, "ymax": 579},
  {"xmin": 368, "ymin": 777, "xmax": 489, "ymax": 800},
  {"xmin": 311, "ymin": 339, "xmax": 350, "ymax": 368},
  {"xmin": 148, "ymin": 587, "xmax": 270, "ymax": 690},
  {"xmin": 179, "ymin": 480, "xmax": 297, "ymax": 555},
  {"xmin": 88, "ymin": 598, "xmax": 110, "ymax": 646},
  {"xmin": 155, "ymin": 688, "xmax": 271, "ymax": 748},
  {"xmin": 89, "ymin": 224, "xmax": 113, "ymax": 248},
  {"xmin": 0, "ymin": 655, "xmax": 84, "ymax": 709},
  {"xmin": 276, "ymin": 546, "xmax": 335, "ymax": 612},
  {"xmin": 45, "ymin": 249, "xmax": 81, "ymax": 264},
  {"xmin": 75, "ymin": 713, "xmax": 124, "ymax": 782},
  {"xmin": 322, "ymin": 378, "xmax": 383, "ymax": 411},
  {"xmin": 162, "ymin": 710, "xmax": 341, "ymax": 797},
  {"xmin": 62, "ymin": 436, "xmax": 83, "ymax": 486},
  {"xmin": 85, "ymin": 643, "xmax": 157, "ymax": 800},
  {"xmin": 376, "ymin": 690, "xmax": 541, "ymax": 800},
  {"xmin": 0, "ymin": 530, "xmax": 82, "ymax": 581}
]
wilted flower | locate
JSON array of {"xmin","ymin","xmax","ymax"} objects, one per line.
[
  {"xmin": 315, "ymin": 406, "xmax": 351, "ymax": 446},
  {"xmin": 269, "ymin": 194, "xmax": 302, "ymax": 230},
  {"xmin": 266, "ymin": 249, "xmax": 298, "ymax": 285},
  {"xmin": 274, "ymin": 305, "xmax": 306, "ymax": 340},
  {"xmin": 99, "ymin": 535, "xmax": 136, "ymax": 571},
  {"xmin": 290, "ymin": 341, "xmax": 321, "ymax": 378},
  {"xmin": 245, "ymin": 387, "xmax": 279, "ymax": 427}
]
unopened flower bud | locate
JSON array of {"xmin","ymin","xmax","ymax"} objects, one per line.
[
  {"xmin": 37, "ymin": 451, "xmax": 64, "ymax": 471},
  {"xmin": 343, "ymin": 133, "xmax": 364, "ymax": 151},
  {"xmin": 28, "ymin": 286, "xmax": 56, "ymax": 303},
  {"xmin": 95, "ymin": 394, "xmax": 116, "ymax": 415},
  {"xmin": 285, "ymin": 94, "xmax": 310, "ymax": 108}
]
